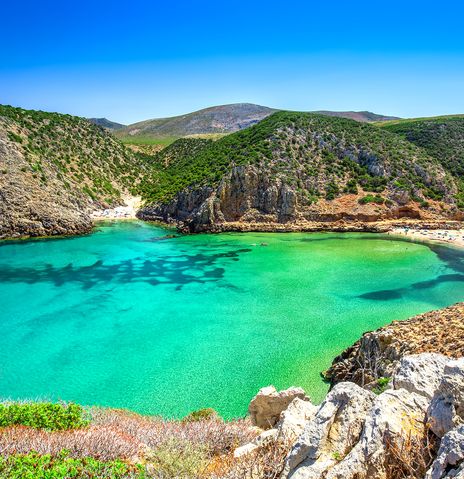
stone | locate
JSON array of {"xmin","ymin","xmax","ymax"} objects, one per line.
[
  {"xmin": 233, "ymin": 442, "xmax": 259, "ymax": 459},
  {"xmin": 248, "ymin": 386, "xmax": 308, "ymax": 430},
  {"xmin": 429, "ymin": 358, "xmax": 464, "ymax": 437},
  {"xmin": 426, "ymin": 425, "xmax": 464, "ymax": 479},
  {"xmin": 285, "ymin": 386, "xmax": 429, "ymax": 479},
  {"xmin": 283, "ymin": 382, "xmax": 375, "ymax": 479},
  {"xmin": 277, "ymin": 397, "xmax": 318, "ymax": 442},
  {"xmin": 393, "ymin": 353, "xmax": 448, "ymax": 400}
]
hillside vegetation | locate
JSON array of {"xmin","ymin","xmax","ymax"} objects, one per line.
[
  {"xmin": 116, "ymin": 103, "xmax": 276, "ymax": 143},
  {"xmin": 0, "ymin": 105, "xmax": 146, "ymax": 238},
  {"xmin": 139, "ymin": 111, "xmax": 460, "ymax": 229},
  {"xmin": 378, "ymin": 115, "xmax": 464, "ymax": 178},
  {"xmin": 315, "ymin": 110, "xmax": 400, "ymax": 122}
]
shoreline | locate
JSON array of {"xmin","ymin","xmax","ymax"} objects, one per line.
[
  {"xmin": 90, "ymin": 195, "xmax": 141, "ymax": 220},
  {"xmin": 386, "ymin": 226, "xmax": 464, "ymax": 248}
]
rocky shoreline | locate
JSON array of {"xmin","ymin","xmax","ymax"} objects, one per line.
[
  {"xmin": 232, "ymin": 303, "xmax": 464, "ymax": 479},
  {"xmin": 324, "ymin": 303, "xmax": 464, "ymax": 388}
]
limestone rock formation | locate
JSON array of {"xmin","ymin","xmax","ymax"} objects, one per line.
[
  {"xmin": 283, "ymin": 382, "xmax": 376, "ymax": 478},
  {"xmin": 235, "ymin": 352, "xmax": 464, "ymax": 479},
  {"xmin": 394, "ymin": 353, "xmax": 449, "ymax": 400},
  {"xmin": 325, "ymin": 303, "xmax": 464, "ymax": 388},
  {"xmin": 426, "ymin": 425, "xmax": 464, "ymax": 479},
  {"xmin": 248, "ymin": 386, "xmax": 308, "ymax": 430},
  {"xmin": 429, "ymin": 358, "xmax": 464, "ymax": 437}
]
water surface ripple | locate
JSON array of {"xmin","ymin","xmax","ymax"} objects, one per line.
[{"xmin": 1, "ymin": 221, "xmax": 463, "ymax": 418}]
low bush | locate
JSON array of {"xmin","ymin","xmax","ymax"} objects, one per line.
[
  {"xmin": 358, "ymin": 194, "xmax": 385, "ymax": 205},
  {"xmin": 0, "ymin": 451, "xmax": 143, "ymax": 479},
  {"xmin": 183, "ymin": 408, "xmax": 218, "ymax": 422},
  {"xmin": 0, "ymin": 402, "xmax": 89, "ymax": 431}
]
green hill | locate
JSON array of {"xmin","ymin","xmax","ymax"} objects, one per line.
[
  {"xmin": 0, "ymin": 105, "xmax": 146, "ymax": 238},
  {"xmin": 378, "ymin": 115, "xmax": 464, "ymax": 177},
  {"xmin": 116, "ymin": 103, "xmax": 276, "ymax": 144},
  {"xmin": 138, "ymin": 111, "xmax": 460, "ymax": 230}
]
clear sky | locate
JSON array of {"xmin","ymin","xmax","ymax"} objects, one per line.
[{"xmin": 2, "ymin": 0, "xmax": 464, "ymax": 124}]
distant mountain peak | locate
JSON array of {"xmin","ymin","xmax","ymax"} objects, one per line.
[
  {"xmin": 88, "ymin": 118, "xmax": 126, "ymax": 131},
  {"xmin": 314, "ymin": 111, "xmax": 401, "ymax": 122}
]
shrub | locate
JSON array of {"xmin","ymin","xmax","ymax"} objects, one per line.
[
  {"xmin": 0, "ymin": 451, "xmax": 142, "ymax": 479},
  {"xmin": 372, "ymin": 377, "xmax": 391, "ymax": 395},
  {"xmin": 183, "ymin": 408, "xmax": 218, "ymax": 422},
  {"xmin": 358, "ymin": 195, "xmax": 385, "ymax": 205},
  {"xmin": 0, "ymin": 402, "xmax": 89, "ymax": 431}
]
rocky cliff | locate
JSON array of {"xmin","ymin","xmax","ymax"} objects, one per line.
[
  {"xmin": 236, "ymin": 353, "xmax": 464, "ymax": 479},
  {"xmin": 138, "ymin": 112, "xmax": 463, "ymax": 232},
  {"xmin": 324, "ymin": 303, "xmax": 464, "ymax": 388},
  {"xmin": 0, "ymin": 105, "xmax": 146, "ymax": 239},
  {"xmin": 232, "ymin": 303, "xmax": 464, "ymax": 479}
]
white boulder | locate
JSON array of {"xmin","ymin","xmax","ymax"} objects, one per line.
[
  {"xmin": 429, "ymin": 358, "xmax": 464, "ymax": 437},
  {"xmin": 248, "ymin": 385, "xmax": 308, "ymax": 429},
  {"xmin": 393, "ymin": 353, "xmax": 448, "ymax": 400}
]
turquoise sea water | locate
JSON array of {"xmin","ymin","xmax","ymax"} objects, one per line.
[{"xmin": 1, "ymin": 221, "xmax": 464, "ymax": 418}]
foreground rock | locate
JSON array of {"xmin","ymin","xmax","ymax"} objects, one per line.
[
  {"xmin": 324, "ymin": 303, "xmax": 464, "ymax": 389},
  {"xmin": 248, "ymin": 386, "xmax": 309, "ymax": 429},
  {"xmin": 235, "ymin": 353, "xmax": 464, "ymax": 479}
]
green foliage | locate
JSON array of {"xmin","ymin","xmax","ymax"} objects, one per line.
[
  {"xmin": 7, "ymin": 131, "xmax": 23, "ymax": 143},
  {"xmin": 120, "ymin": 135, "xmax": 178, "ymax": 146},
  {"xmin": 0, "ymin": 451, "xmax": 143, "ymax": 479},
  {"xmin": 372, "ymin": 377, "xmax": 391, "ymax": 395},
  {"xmin": 0, "ymin": 104, "xmax": 148, "ymax": 206},
  {"xmin": 358, "ymin": 195, "xmax": 385, "ymax": 205},
  {"xmin": 139, "ymin": 111, "xmax": 454, "ymax": 208},
  {"xmin": 182, "ymin": 407, "xmax": 217, "ymax": 422},
  {"xmin": 379, "ymin": 116, "xmax": 464, "ymax": 178},
  {"xmin": 0, "ymin": 402, "xmax": 89, "ymax": 431}
]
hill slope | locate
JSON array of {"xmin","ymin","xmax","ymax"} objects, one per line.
[
  {"xmin": 88, "ymin": 117, "xmax": 126, "ymax": 130},
  {"xmin": 378, "ymin": 115, "xmax": 464, "ymax": 177},
  {"xmin": 117, "ymin": 105, "xmax": 400, "ymax": 144},
  {"xmin": 116, "ymin": 103, "xmax": 277, "ymax": 142},
  {"xmin": 138, "ymin": 111, "xmax": 461, "ymax": 231},
  {"xmin": 316, "ymin": 110, "xmax": 400, "ymax": 122},
  {"xmin": 0, "ymin": 105, "xmax": 146, "ymax": 239}
]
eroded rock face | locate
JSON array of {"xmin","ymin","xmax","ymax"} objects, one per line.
[
  {"xmin": 248, "ymin": 386, "xmax": 308, "ymax": 430},
  {"xmin": 426, "ymin": 425, "xmax": 464, "ymax": 479},
  {"xmin": 325, "ymin": 304, "xmax": 464, "ymax": 389},
  {"xmin": 429, "ymin": 358, "xmax": 464, "ymax": 438},
  {"xmin": 394, "ymin": 353, "xmax": 449, "ymax": 400},
  {"xmin": 283, "ymin": 382, "xmax": 375, "ymax": 479}
]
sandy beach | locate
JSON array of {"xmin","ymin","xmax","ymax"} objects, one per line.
[
  {"xmin": 90, "ymin": 195, "xmax": 141, "ymax": 220},
  {"xmin": 388, "ymin": 226, "xmax": 464, "ymax": 248}
]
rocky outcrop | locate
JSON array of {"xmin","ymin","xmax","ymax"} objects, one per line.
[
  {"xmin": 324, "ymin": 303, "xmax": 464, "ymax": 388},
  {"xmin": 0, "ymin": 128, "xmax": 93, "ymax": 238},
  {"xmin": 425, "ymin": 425, "xmax": 464, "ymax": 479},
  {"xmin": 236, "ymin": 353, "xmax": 464, "ymax": 479},
  {"xmin": 248, "ymin": 386, "xmax": 309, "ymax": 430},
  {"xmin": 0, "ymin": 105, "xmax": 145, "ymax": 239},
  {"xmin": 429, "ymin": 358, "xmax": 464, "ymax": 438},
  {"xmin": 138, "ymin": 163, "xmax": 457, "ymax": 233}
]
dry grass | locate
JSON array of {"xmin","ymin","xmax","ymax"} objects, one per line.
[
  {"xmin": 0, "ymin": 407, "xmax": 259, "ymax": 477},
  {"xmin": 220, "ymin": 435, "xmax": 290, "ymax": 479},
  {"xmin": 384, "ymin": 425, "xmax": 438, "ymax": 479}
]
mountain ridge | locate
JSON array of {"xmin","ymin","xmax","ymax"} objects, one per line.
[
  {"xmin": 138, "ymin": 110, "xmax": 462, "ymax": 231},
  {"xmin": 116, "ymin": 103, "xmax": 401, "ymax": 143}
]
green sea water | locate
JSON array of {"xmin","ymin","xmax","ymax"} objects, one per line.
[{"xmin": 1, "ymin": 221, "xmax": 464, "ymax": 418}]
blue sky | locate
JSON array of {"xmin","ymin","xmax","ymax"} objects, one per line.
[{"xmin": 1, "ymin": 0, "xmax": 464, "ymax": 123}]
